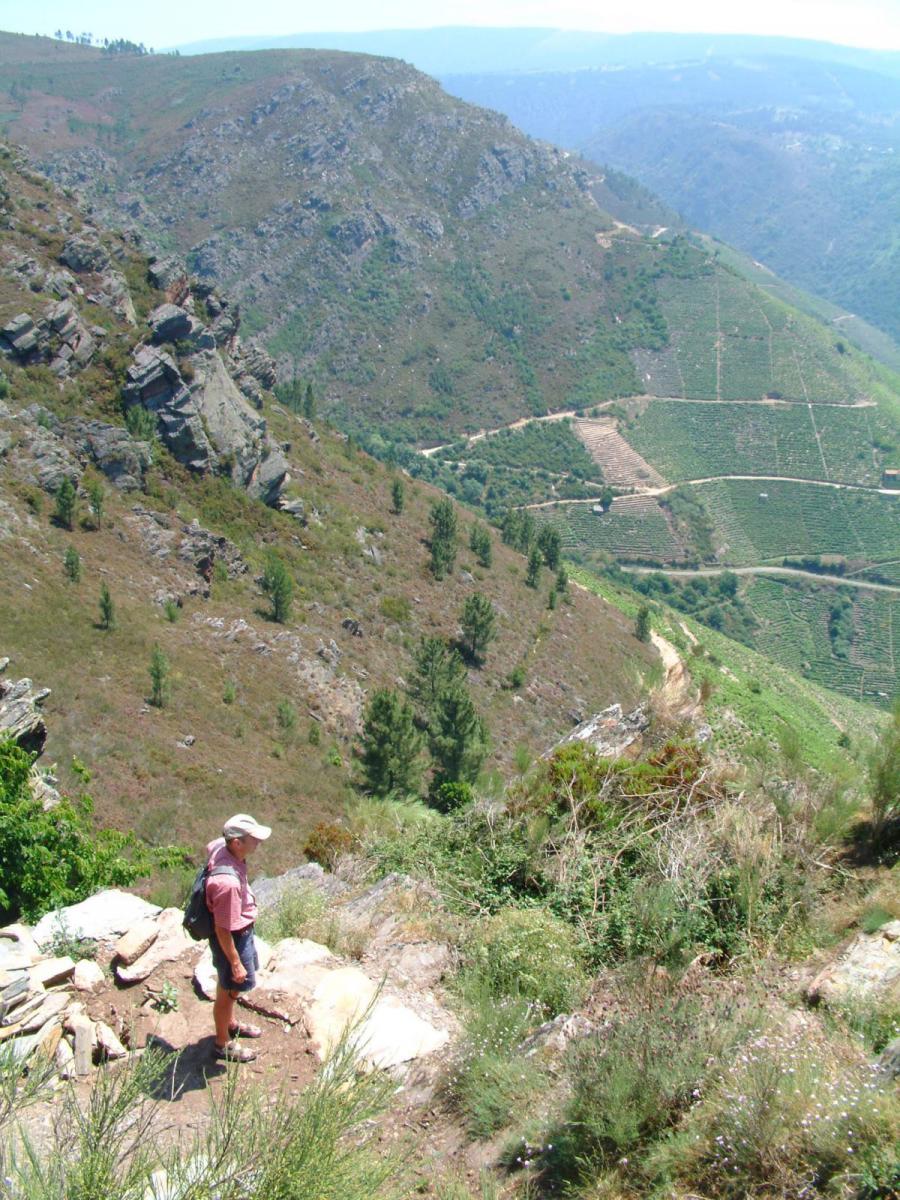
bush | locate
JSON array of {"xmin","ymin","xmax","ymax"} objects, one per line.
[
  {"xmin": 465, "ymin": 907, "xmax": 587, "ymax": 1017},
  {"xmin": 303, "ymin": 821, "xmax": 354, "ymax": 869}
]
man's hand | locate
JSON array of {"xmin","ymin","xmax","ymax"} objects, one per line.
[
  {"xmin": 215, "ymin": 924, "xmax": 248, "ymax": 985},
  {"xmin": 231, "ymin": 959, "xmax": 248, "ymax": 984}
]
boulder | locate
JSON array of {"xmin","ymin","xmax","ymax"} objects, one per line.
[
  {"xmin": 808, "ymin": 920, "xmax": 900, "ymax": 1007},
  {"xmin": 115, "ymin": 908, "xmax": 196, "ymax": 984},
  {"xmin": 252, "ymin": 862, "xmax": 349, "ymax": 912},
  {"xmin": 18, "ymin": 424, "xmax": 80, "ymax": 494},
  {"xmin": 123, "ymin": 347, "xmax": 216, "ymax": 473},
  {"xmin": 29, "ymin": 957, "xmax": 75, "ymax": 988},
  {"xmin": 73, "ymin": 959, "xmax": 105, "ymax": 992},
  {"xmin": 33, "ymin": 890, "xmax": 161, "ymax": 948},
  {"xmin": 248, "ymin": 445, "xmax": 290, "ymax": 506},
  {"xmin": 148, "ymin": 303, "xmax": 194, "ymax": 344},
  {"xmin": 0, "ymin": 676, "xmax": 50, "ymax": 754},
  {"xmin": 70, "ymin": 419, "xmax": 151, "ymax": 491},
  {"xmin": 95, "ymin": 1020, "xmax": 127, "ymax": 1060},
  {"xmin": 189, "ymin": 349, "xmax": 265, "ymax": 485},
  {"xmin": 60, "ymin": 233, "xmax": 110, "ymax": 274},
  {"xmin": 877, "ymin": 1037, "xmax": 900, "ymax": 1079},
  {"xmin": 554, "ymin": 703, "xmax": 649, "ymax": 760},
  {"xmin": 114, "ymin": 918, "xmax": 159, "ymax": 966},
  {"xmin": 519, "ymin": 1013, "xmax": 596, "ymax": 1058},
  {"xmin": 243, "ymin": 938, "xmax": 334, "ymax": 1021}
]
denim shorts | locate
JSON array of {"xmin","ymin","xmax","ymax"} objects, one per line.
[{"xmin": 210, "ymin": 925, "xmax": 259, "ymax": 993}]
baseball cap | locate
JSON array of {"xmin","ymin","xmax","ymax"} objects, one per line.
[{"xmin": 223, "ymin": 813, "xmax": 272, "ymax": 841}]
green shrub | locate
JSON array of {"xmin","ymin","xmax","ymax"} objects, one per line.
[{"xmin": 465, "ymin": 907, "xmax": 587, "ymax": 1016}]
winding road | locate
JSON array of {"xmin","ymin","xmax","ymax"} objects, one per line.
[{"xmin": 621, "ymin": 564, "xmax": 900, "ymax": 596}]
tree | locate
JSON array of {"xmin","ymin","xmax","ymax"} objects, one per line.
[
  {"xmin": 469, "ymin": 522, "xmax": 492, "ymax": 568},
  {"xmin": 358, "ymin": 689, "xmax": 423, "ymax": 796},
  {"xmin": 261, "ymin": 553, "xmax": 293, "ymax": 623},
  {"xmin": 391, "ymin": 478, "xmax": 405, "ymax": 515},
  {"xmin": 429, "ymin": 498, "xmax": 458, "ymax": 580},
  {"xmin": 526, "ymin": 547, "xmax": 542, "ymax": 588},
  {"xmin": 409, "ymin": 637, "xmax": 466, "ymax": 726},
  {"xmin": 54, "ymin": 477, "xmax": 77, "ymax": 530},
  {"xmin": 303, "ymin": 382, "xmax": 316, "ymax": 420},
  {"xmin": 597, "ymin": 487, "xmax": 614, "ymax": 513},
  {"xmin": 86, "ymin": 479, "xmax": 105, "ymax": 529},
  {"xmin": 870, "ymin": 699, "xmax": 900, "ymax": 843},
  {"xmin": 555, "ymin": 564, "xmax": 569, "ymax": 595},
  {"xmin": 149, "ymin": 645, "xmax": 170, "ymax": 708},
  {"xmin": 460, "ymin": 593, "xmax": 496, "ymax": 665},
  {"xmin": 98, "ymin": 583, "xmax": 114, "ymax": 631},
  {"xmin": 537, "ymin": 525, "xmax": 561, "ymax": 570},
  {"xmin": 635, "ymin": 605, "xmax": 651, "ymax": 643},
  {"xmin": 429, "ymin": 686, "xmax": 489, "ymax": 791},
  {"xmin": 63, "ymin": 546, "xmax": 81, "ymax": 583}
]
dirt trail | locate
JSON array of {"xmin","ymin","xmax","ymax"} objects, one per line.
[
  {"xmin": 522, "ymin": 473, "xmax": 898, "ymax": 507},
  {"xmin": 650, "ymin": 630, "xmax": 693, "ymax": 708},
  {"xmin": 625, "ymin": 564, "xmax": 900, "ymax": 596},
  {"xmin": 420, "ymin": 405, "xmax": 616, "ymax": 457}
]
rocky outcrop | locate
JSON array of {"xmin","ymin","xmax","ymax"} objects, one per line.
[
  {"xmin": 59, "ymin": 232, "xmax": 110, "ymax": 275},
  {"xmin": 808, "ymin": 920, "xmax": 900, "ymax": 1007},
  {"xmin": 123, "ymin": 346, "xmax": 216, "ymax": 473},
  {"xmin": 70, "ymin": 419, "xmax": 152, "ymax": 491},
  {"xmin": 554, "ymin": 703, "xmax": 650, "ymax": 759},
  {"xmin": 0, "ymin": 670, "xmax": 50, "ymax": 754},
  {"xmin": 0, "ymin": 298, "xmax": 96, "ymax": 377}
]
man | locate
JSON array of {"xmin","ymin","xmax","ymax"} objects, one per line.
[{"xmin": 206, "ymin": 812, "xmax": 271, "ymax": 1063}]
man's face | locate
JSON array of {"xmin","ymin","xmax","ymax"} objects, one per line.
[{"xmin": 242, "ymin": 834, "xmax": 261, "ymax": 855}]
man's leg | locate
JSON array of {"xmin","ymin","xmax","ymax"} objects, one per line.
[{"xmin": 213, "ymin": 984, "xmax": 236, "ymax": 1048}]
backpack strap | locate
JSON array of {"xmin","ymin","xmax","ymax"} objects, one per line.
[{"xmin": 207, "ymin": 864, "xmax": 239, "ymax": 880}]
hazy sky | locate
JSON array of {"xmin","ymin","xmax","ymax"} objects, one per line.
[{"xmin": 5, "ymin": 0, "xmax": 900, "ymax": 51}]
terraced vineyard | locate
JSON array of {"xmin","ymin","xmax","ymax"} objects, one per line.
[
  {"xmin": 536, "ymin": 496, "xmax": 687, "ymax": 563},
  {"xmin": 573, "ymin": 418, "xmax": 665, "ymax": 488},
  {"xmin": 742, "ymin": 577, "xmax": 898, "ymax": 704},
  {"xmin": 695, "ymin": 480, "xmax": 899, "ymax": 567},
  {"xmin": 624, "ymin": 400, "xmax": 894, "ymax": 486}
]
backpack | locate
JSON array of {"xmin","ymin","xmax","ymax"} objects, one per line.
[{"xmin": 182, "ymin": 862, "xmax": 239, "ymax": 941}]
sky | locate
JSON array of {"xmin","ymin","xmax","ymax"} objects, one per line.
[{"xmin": 4, "ymin": 0, "xmax": 900, "ymax": 52}]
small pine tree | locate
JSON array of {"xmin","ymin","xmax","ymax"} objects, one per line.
[
  {"xmin": 63, "ymin": 546, "xmax": 81, "ymax": 583},
  {"xmin": 98, "ymin": 583, "xmax": 115, "ymax": 631},
  {"xmin": 409, "ymin": 637, "xmax": 467, "ymax": 727},
  {"xmin": 358, "ymin": 689, "xmax": 423, "ymax": 796},
  {"xmin": 469, "ymin": 522, "xmax": 492, "ymax": 568},
  {"xmin": 555, "ymin": 564, "xmax": 569, "ymax": 595},
  {"xmin": 635, "ymin": 605, "xmax": 651, "ymax": 643},
  {"xmin": 391, "ymin": 478, "xmax": 405, "ymax": 515},
  {"xmin": 537, "ymin": 525, "xmax": 561, "ymax": 570},
  {"xmin": 261, "ymin": 553, "xmax": 294, "ymax": 624},
  {"xmin": 149, "ymin": 644, "xmax": 170, "ymax": 708},
  {"xmin": 526, "ymin": 547, "xmax": 542, "ymax": 588},
  {"xmin": 54, "ymin": 477, "xmax": 77, "ymax": 530},
  {"xmin": 303, "ymin": 382, "xmax": 316, "ymax": 420},
  {"xmin": 460, "ymin": 593, "xmax": 497, "ymax": 665},
  {"xmin": 429, "ymin": 685, "xmax": 489, "ymax": 791},
  {"xmin": 86, "ymin": 479, "xmax": 105, "ymax": 529},
  {"xmin": 429, "ymin": 498, "xmax": 458, "ymax": 580},
  {"xmin": 870, "ymin": 699, "xmax": 900, "ymax": 844},
  {"xmin": 547, "ymin": 587, "xmax": 557, "ymax": 610}
]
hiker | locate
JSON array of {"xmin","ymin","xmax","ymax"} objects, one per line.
[{"xmin": 206, "ymin": 813, "xmax": 271, "ymax": 1063}]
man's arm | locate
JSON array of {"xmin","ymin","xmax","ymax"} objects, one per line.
[{"xmin": 214, "ymin": 923, "xmax": 248, "ymax": 984}]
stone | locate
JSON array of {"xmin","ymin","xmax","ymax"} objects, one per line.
[
  {"xmin": 60, "ymin": 233, "xmax": 110, "ymax": 274},
  {"xmin": 73, "ymin": 959, "xmax": 105, "ymax": 992},
  {"xmin": 28, "ymin": 956, "xmax": 75, "ymax": 988},
  {"xmin": 0, "ymin": 925, "xmax": 41, "ymax": 962},
  {"xmin": 116, "ymin": 908, "xmax": 196, "ymax": 984},
  {"xmin": 148, "ymin": 303, "xmax": 194, "ymax": 343},
  {"xmin": 17, "ymin": 423, "xmax": 80, "ymax": 494},
  {"xmin": 877, "ymin": 1036, "xmax": 900, "ymax": 1079},
  {"xmin": 248, "ymin": 445, "xmax": 290, "ymax": 505},
  {"xmin": 554, "ymin": 703, "xmax": 649, "ymax": 760},
  {"xmin": 70, "ymin": 419, "xmax": 151, "ymax": 491},
  {"xmin": 70, "ymin": 1013, "xmax": 94, "ymax": 1076},
  {"xmin": 252, "ymin": 862, "xmax": 349, "ymax": 912},
  {"xmin": 55, "ymin": 1035, "xmax": 76, "ymax": 1078},
  {"xmin": 245, "ymin": 938, "xmax": 335, "ymax": 1022},
  {"xmin": 519, "ymin": 1013, "xmax": 595, "ymax": 1057},
  {"xmin": 33, "ymin": 890, "xmax": 161, "ymax": 948},
  {"xmin": 95, "ymin": 1020, "xmax": 127, "ymax": 1060},
  {"xmin": 0, "ymin": 991, "xmax": 69, "ymax": 1038},
  {"xmin": 808, "ymin": 922, "xmax": 900, "ymax": 1007}
]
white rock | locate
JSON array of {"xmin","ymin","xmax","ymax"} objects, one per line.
[
  {"xmin": 116, "ymin": 909, "xmax": 196, "ymax": 984},
  {"xmin": 73, "ymin": 959, "xmax": 105, "ymax": 992},
  {"xmin": 114, "ymin": 918, "xmax": 159, "ymax": 966},
  {"xmin": 0, "ymin": 923, "xmax": 41, "ymax": 963},
  {"xmin": 55, "ymin": 1035, "xmax": 75, "ymax": 1079},
  {"xmin": 29, "ymin": 956, "xmax": 74, "ymax": 988},
  {"xmin": 33, "ymin": 891, "xmax": 161, "ymax": 948},
  {"xmin": 95, "ymin": 1020, "xmax": 127, "ymax": 1060}
]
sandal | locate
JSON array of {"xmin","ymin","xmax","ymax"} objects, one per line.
[
  {"xmin": 213, "ymin": 1039, "xmax": 257, "ymax": 1063},
  {"xmin": 229, "ymin": 1021, "xmax": 263, "ymax": 1039}
]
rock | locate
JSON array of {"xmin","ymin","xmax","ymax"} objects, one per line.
[
  {"xmin": 123, "ymin": 346, "xmax": 216, "ymax": 474},
  {"xmin": 519, "ymin": 1013, "xmax": 595, "ymax": 1057},
  {"xmin": 252, "ymin": 862, "xmax": 349, "ymax": 912},
  {"xmin": 342, "ymin": 618, "xmax": 363, "ymax": 638},
  {"xmin": 95, "ymin": 1020, "xmax": 127, "ymax": 1060},
  {"xmin": 1, "ymin": 991, "xmax": 69, "ymax": 1037},
  {"xmin": 1, "ymin": 313, "xmax": 39, "ymax": 359},
  {"xmin": 147, "ymin": 256, "xmax": 189, "ymax": 302},
  {"xmin": 73, "ymin": 959, "xmax": 106, "ymax": 992},
  {"xmin": 29, "ymin": 956, "xmax": 75, "ymax": 988},
  {"xmin": 60, "ymin": 233, "xmax": 110, "ymax": 274},
  {"xmin": 0, "ymin": 677, "xmax": 49, "ymax": 754},
  {"xmin": 808, "ymin": 921, "xmax": 900, "ymax": 1006},
  {"xmin": 148, "ymin": 303, "xmax": 194, "ymax": 343},
  {"xmin": 554, "ymin": 703, "xmax": 649, "ymax": 760},
  {"xmin": 0, "ymin": 924, "xmax": 41, "ymax": 963},
  {"xmin": 177, "ymin": 519, "xmax": 246, "ymax": 581},
  {"xmin": 248, "ymin": 445, "xmax": 290, "ymax": 505},
  {"xmin": 17, "ymin": 423, "xmax": 80, "ymax": 494},
  {"xmin": 189, "ymin": 349, "xmax": 265, "ymax": 485},
  {"xmin": 69, "ymin": 1012, "xmax": 94, "ymax": 1076},
  {"xmin": 246, "ymin": 938, "xmax": 335, "ymax": 1022},
  {"xmin": 33, "ymin": 890, "xmax": 161, "ymax": 948},
  {"xmin": 877, "ymin": 1036, "xmax": 900, "ymax": 1078},
  {"xmin": 55, "ymin": 1035, "xmax": 76, "ymax": 1078},
  {"xmin": 70, "ymin": 419, "xmax": 151, "ymax": 491},
  {"xmin": 277, "ymin": 496, "xmax": 306, "ymax": 523},
  {"xmin": 116, "ymin": 908, "xmax": 196, "ymax": 984}
]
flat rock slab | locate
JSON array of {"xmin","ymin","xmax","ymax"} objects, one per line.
[
  {"xmin": 34, "ymin": 891, "xmax": 161, "ymax": 947},
  {"xmin": 116, "ymin": 909, "xmax": 196, "ymax": 984},
  {"xmin": 114, "ymin": 918, "xmax": 159, "ymax": 966},
  {"xmin": 809, "ymin": 920, "xmax": 900, "ymax": 1006}
]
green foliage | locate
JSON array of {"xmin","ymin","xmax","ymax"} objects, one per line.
[
  {"xmin": 303, "ymin": 381, "xmax": 316, "ymax": 420},
  {"xmin": 163, "ymin": 599, "xmax": 179, "ymax": 623},
  {"xmin": 53, "ymin": 476, "xmax": 76, "ymax": 530},
  {"xmin": 390, "ymin": 477, "xmax": 405, "ymax": 515},
  {"xmin": 501, "ymin": 508, "xmax": 536, "ymax": 554},
  {"xmin": 0, "ymin": 738, "xmax": 177, "ymax": 922},
  {"xmin": 635, "ymin": 604, "xmax": 651, "ymax": 642},
  {"xmin": 525, "ymin": 546, "xmax": 542, "ymax": 588},
  {"xmin": 379, "ymin": 594, "xmax": 411, "ymax": 624},
  {"xmin": 261, "ymin": 551, "xmax": 294, "ymax": 623},
  {"xmin": 63, "ymin": 545, "xmax": 81, "ymax": 583},
  {"xmin": 148, "ymin": 644, "xmax": 169, "ymax": 708},
  {"xmin": 98, "ymin": 582, "xmax": 114, "ymax": 631},
  {"xmin": 537, "ymin": 524, "xmax": 561, "ymax": 570},
  {"xmin": 468, "ymin": 521, "xmax": 492, "ymax": 568},
  {"xmin": 870, "ymin": 700, "xmax": 900, "ymax": 844},
  {"xmin": 409, "ymin": 637, "xmax": 466, "ymax": 727},
  {"xmin": 459, "ymin": 593, "xmax": 496, "ymax": 665},
  {"xmin": 222, "ymin": 680, "xmax": 237, "ymax": 705},
  {"xmin": 276, "ymin": 698, "xmax": 296, "ymax": 734},
  {"xmin": 429, "ymin": 687, "xmax": 489, "ymax": 794},
  {"xmin": 430, "ymin": 781, "xmax": 473, "ymax": 814},
  {"xmin": 429, "ymin": 497, "xmax": 458, "ymax": 580},
  {"xmin": 465, "ymin": 907, "xmax": 587, "ymax": 1017},
  {"xmin": 124, "ymin": 404, "xmax": 157, "ymax": 442},
  {"xmin": 358, "ymin": 689, "xmax": 424, "ymax": 797},
  {"xmin": 86, "ymin": 478, "xmax": 105, "ymax": 529}
]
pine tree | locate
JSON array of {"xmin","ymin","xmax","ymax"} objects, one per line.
[
  {"xmin": 149, "ymin": 644, "xmax": 170, "ymax": 708},
  {"xmin": 358, "ymin": 689, "xmax": 423, "ymax": 796},
  {"xmin": 537, "ymin": 525, "xmax": 561, "ymax": 570},
  {"xmin": 460, "ymin": 593, "xmax": 496, "ymax": 665},
  {"xmin": 54, "ymin": 477, "xmax": 77, "ymax": 530},
  {"xmin": 261, "ymin": 553, "xmax": 294, "ymax": 623},
  {"xmin": 635, "ymin": 605, "xmax": 651, "ymax": 643},
  {"xmin": 303, "ymin": 382, "xmax": 316, "ymax": 420},
  {"xmin": 63, "ymin": 546, "xmax": 81, "ymax": 583},
  {"xmin": 429, "ymin": 686, "xmax": 489, "ymax": 791},
  {"xmin": 429, "ymin": 498, "xmax": 458, "ymax": 580},
  {"xmin": 409, "ymin": 637, "xmax": 466, "ymax": 726},
  {"xmin": 98, "ymin": 583, "xmax": 114, "ymax": 631},
  {"xmin": 469, "ymin": 522, "xmax": 492, "ymax": 568},
  {"xmin": 86, "ymin": 479, "xmax": 105, "ymax": 529},
  {"xmin": 391, "ymin": 478, "xmax": 405, "ymax": 515},
  {"xmin": 526, "ymin": 547, "xmax": 542, "ymax": 588},
  {"xmin": 555, "ymin": 564, "xmax": 569, "ymax": 595}
]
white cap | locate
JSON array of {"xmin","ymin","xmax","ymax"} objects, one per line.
[{"xmin": 223, "ymin": 813, "xmax": 272, "ymax": 841}]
